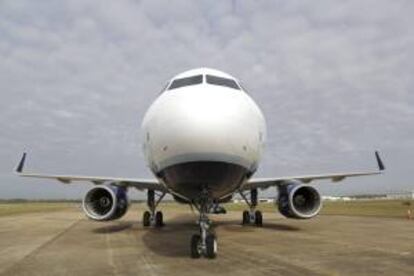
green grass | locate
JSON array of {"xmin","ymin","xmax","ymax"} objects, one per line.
[
  {"xmin": 320, "ymin": 200, "xmax": 413, "ymax": 218},
  {"xmin": 224, "ymin": 200, "xmax": 413, "ymax": 218},
  {"xmin": 0, "ymin": 202, "xmax": 76, "ymax": 217},
  {"xmin": 0, "ymin": 199, "xmax": 412, "ymax": 219},
  {"xmin": 223, "ymin": 202, "xmax": 275, "ymax": 212}
]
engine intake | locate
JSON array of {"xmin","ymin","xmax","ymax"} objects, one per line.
[
  {"xmin": 82, "ymin": 185, "xmax": 129, "ymax": 221},
  {"xmin": 278, "ymin": 183, "xmax": 322, "ymax": 219}
]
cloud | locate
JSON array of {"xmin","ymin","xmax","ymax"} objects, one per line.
[{"xmin": 0, "ymin": 0, "xmax": 413, "ymax": 198}]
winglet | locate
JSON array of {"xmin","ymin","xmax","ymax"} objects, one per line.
[
  {"xmin": 375, "ymin": 151, "xmax": 385, "ymax": 171},
  {"xmin": 15, "ymin": 152, "xmax": 27, "ymax": 173}
]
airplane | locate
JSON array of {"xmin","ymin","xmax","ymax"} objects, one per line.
[{"xmin": 15, "ymin": 68, "xmax": 385, "ymax": 259}]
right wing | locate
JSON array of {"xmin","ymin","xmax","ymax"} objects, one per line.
[
  {"xmin": 15, "ymin": 153, "xmax": 168, "ymax": 192},
  {"xmin": 241, "ymin": 151, "xmax": 385, "ymax": 191}
]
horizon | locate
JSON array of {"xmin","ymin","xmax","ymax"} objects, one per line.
[{"xmin": 1, "ymin": 0, "xmax": 413, "ymax": 199}]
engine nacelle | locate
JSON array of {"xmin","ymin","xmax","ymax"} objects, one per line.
[
  {"xmin": 277, "ymin": 183, "xmax": 322, "ymax": 219},
  {"xmin": 82, "ymin": 185, "xmax": 129, "ymax": 221}
]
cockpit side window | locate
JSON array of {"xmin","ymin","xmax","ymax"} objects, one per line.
[
  {"xmin": 206, "ymin": 75, "xmax": 240, "ymax": 90},
  {"xmin": 168, "ymin": 75, "xmax": 203, "ymax": 90},
  {"xmin": 159, "ymin": 82, "xmax": 169, "ymax": 94}
]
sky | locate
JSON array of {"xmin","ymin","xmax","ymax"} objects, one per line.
[{"xmin": 0, "ymin": 0, "xmax": 413, "ymax": 199}]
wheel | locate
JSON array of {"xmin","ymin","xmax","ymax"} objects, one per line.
[
  {"xmin": 143, "ymin": 211, "xmax": 151, "ymax": 227},
  {"xmin": 206, "ymin": 234, "xmax": 217, "ymax": 259},
  {"xmin": 190, "ymin": 234, "xmax": 201, "ymax": 258},
  {"xmin": 255, "ymin": 210, "xmax": 263, "ymax": 227},
  {"xmin": 155, "ymin": 211, "xmax": 164, "ymax": 227},
  {"xmin": 242, "ymin": 210, "xmax": 249, "ymax": 225}
]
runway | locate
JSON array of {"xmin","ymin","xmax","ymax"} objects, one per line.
[{"xmin": 0, "ymin": 205, "xmax": 413, "ymax": 276}]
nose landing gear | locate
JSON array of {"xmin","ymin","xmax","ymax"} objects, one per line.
[
  {"xmin": 190, "ymin": 189, "xmax": 218, "ymax": 259},
  {"xmin": 190, "ymin": 216, "xmax": 217, "ymax": 259}
]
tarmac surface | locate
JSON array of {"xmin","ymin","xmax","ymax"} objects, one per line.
[{"xmin": 0, "ymin": 205, "xmax": 413, "ymax": 276}]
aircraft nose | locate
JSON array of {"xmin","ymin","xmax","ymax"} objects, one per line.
[
  {"xmin": 166, "ymin": 91, "xmax": 251, "ymax": 144},
  {"xmin": 143, "ymin": 89, "xmax": 264, "ymax": 171}
]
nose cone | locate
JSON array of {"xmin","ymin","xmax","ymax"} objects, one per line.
[{"xmin": 142, "ymin": 87, "xmax": 265, "ymax": 172}]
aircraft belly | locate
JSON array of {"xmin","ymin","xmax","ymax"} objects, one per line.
[{"xmin": 157, "ymin": 161, "xmax": 249, "ymax": 200}]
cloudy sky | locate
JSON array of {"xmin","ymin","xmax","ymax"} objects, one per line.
[{"xmin": 0, "ymin": 0, "xmax": 413, "ymax": 199}]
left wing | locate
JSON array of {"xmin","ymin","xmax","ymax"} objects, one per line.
[
  {"xmin": 15, "ymin": 153, "xmax": 168, "ymax": 192},
  {"xmin": 241, "ymin": 151, "xmax": 385, "ymax": 191}
]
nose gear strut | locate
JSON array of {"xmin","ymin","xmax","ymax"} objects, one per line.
[{"xmin": 190, "ymin": 188, "xmax": 218, "ymax": 259}]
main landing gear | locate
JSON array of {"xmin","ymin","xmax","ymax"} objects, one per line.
[
  {"xmin": 143, "ymin": 190, "xmax": 166, "ymax": 228},
  {"xmin": 190, "ymin": 189, "xmax": 218, "ymax": 259},
  {"xmin": 240, "ymin": 188, "xmax": 263, "ymax": 227}
]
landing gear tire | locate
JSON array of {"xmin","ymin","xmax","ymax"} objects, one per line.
[
  {"xmin": 190, "ymin": 234, "xmax": 201, "ymax": 259},
  {"xmin": 242, "ymin": 210, "xmax": 249, "ymax": 225},
  {"xmin": 143, "ymin": 211, "xmax": 151, "ymax": 227},
  {"xmin": 255, "ymin": 210, "xmax": 263, "ymax": 227},
  {"xmin": 155, "ymin": 211, "xmax": 164, "ymax": 227},
  {"xmin": 205, "ymin": 234, "xmax": 217, "ymax": 259}
]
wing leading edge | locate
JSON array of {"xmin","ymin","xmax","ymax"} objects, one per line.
[
  {"xmin": 242, "ymin": 151, "xmax": 385, "ymax": 191},
  {"xmin": 14, "ymin": 153, "xmax": 167, "ymax": 192},
  {"xmin": 15, "ymin": 151, "xmax": 385, "ymax": 194}
]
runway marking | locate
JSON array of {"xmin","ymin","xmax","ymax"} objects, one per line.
[
  {"xmin": 220, "ymin": 220, "xmax": 414, "ymax": 275},
  {"xmin": 140, "ymin": 254, "xmax": 158, "ymax": 276},
  {"xmin": 266, "ymin": 224, "xmax": 414, "ymax": 257},
  {"xmin": 1, "ymin": 210, "xmax": 413, "ymax": 275},
  {"xmin": 116, "ymin": 222, "xmax": 158, "ymax": 276},
  {"xmin": 222, "ymin": 239, "xmax": 325, "ymax": 276},
  {"xmin": 0, "ymin": 218, "xmax": 81, "ymax": 275},
  {"xmin": 105, "ymin": 231, "xmax": 118, "ymax": 276}
]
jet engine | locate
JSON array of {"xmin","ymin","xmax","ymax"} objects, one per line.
[
  {"xmin": 277, "ymin": 182, "xmax": 322, "ymax": 219},
  {"xmin": 82, "ymin": 185, "xmax": 129, "ymax": 221}
]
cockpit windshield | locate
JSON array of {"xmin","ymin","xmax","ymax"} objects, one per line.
[
  {"xmin": 168, "ymin": 75, "xmax": 203, "ymax": 90},
  {"xmin": 206, "ymin": 75, "xmax": 240, "ymax": 90}
]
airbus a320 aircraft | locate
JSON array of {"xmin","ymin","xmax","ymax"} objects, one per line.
[{"xmin": 15, "ymin": 68, "xmax": 385, "ymax": 259}]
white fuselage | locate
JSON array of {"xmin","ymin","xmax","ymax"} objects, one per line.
[{"xmin": 141, "ymin": 68, "xmax": 266, "ymax": 201}]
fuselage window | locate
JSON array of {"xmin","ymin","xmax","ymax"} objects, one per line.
[
  {"xmin": 206, "ymin": 75, "xmax": 240, "ymax": 90},
  {"xmin": 168, "ymin": 75, "xmax": 203, "ymax": 90}
]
